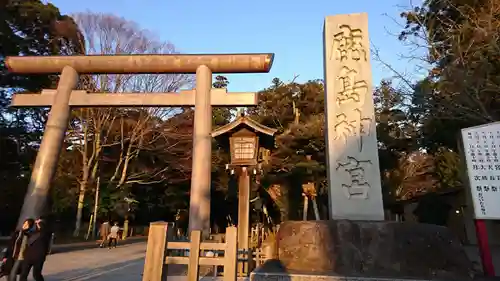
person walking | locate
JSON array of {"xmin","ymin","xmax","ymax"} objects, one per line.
[
  {"xmin": 99, "ymin": 220, "xmax": 111, "ymax": 248},
  {"xmin": 5, "ymin": 217, "xmax": 49, "ymax": 281},
  {"xmin": 18, "ymin": 217, "xmax": 51, "ymax": 281},
  {"xmin": 107, "ymin": 222, "xmax": 120, "ymax": 249},
  {"xmin": 4, "ymin": 218, "xmax": 35, "ymax": 281}
]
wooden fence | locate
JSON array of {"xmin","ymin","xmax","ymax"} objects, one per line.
[{"xmin": 142, "ymin": 221, "xmax": 238, "ymax": 281}]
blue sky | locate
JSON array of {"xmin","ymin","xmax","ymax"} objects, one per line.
[{"xmin": 48, "ymin": 0, "xmax": 423, "ymax": 92}]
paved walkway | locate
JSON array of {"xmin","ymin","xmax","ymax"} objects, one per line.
[
  {"xmin": 33, "ymin": 241, "xmax": 500, "ymax": 280},
  {"xmin": 50, "ymin": 236, "xmax": 146, "ymax": 254},
  {"xmin": 41, "ymin": 242, "xmax": 146, "ymax": 281},
  {"xmin": 39, "ymin": 243, "xmax": 246, "ymax": 281},
  {"xmin": 1, "ymin": 236, "xmax": 147, "ymax": 254}
]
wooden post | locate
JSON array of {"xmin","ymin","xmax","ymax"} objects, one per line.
[
  {"xmin": 187, "ymin": 230, "xmax": 201, "ymax": 281},
  {"xmin": 142, "ymin": 222, "xmax": 171, "ymax": 281},
  {"xmin": 224, "ymin": 226, "xmax": 238, "ymax": 281},
  {"xmin": 255, "ymin": 248, "xmax": 261, "ymax": 267},
  {"xmin": 475, "ymin": 220, "xmax": 495, "ymax": 275},
  {"xmin": 312, "ymin": 197, "xmax": 321, "ymax": 220},
  {"xmin": 303, "ymin": 195, "xmax": 309, "ymax": 220},
  {"xmin": 237, "ymin": 167, "xmax": 250, "ymax": 275}
]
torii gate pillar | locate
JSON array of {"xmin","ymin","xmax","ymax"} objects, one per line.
[{"xmin": 189, "ymin": 65, "xmax": 212, "ymax": 235}]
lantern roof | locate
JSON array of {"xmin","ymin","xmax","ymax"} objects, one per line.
[
  {"xmin": 211, "ymin": 113, "xmax": 277, "ymax": 150},
  {"xmin": 211, "ymin": 114, "xmax": 277, "ymax": 138}
]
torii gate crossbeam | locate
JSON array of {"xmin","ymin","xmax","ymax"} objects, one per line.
[
  {"xmin": 7, "ymin": 53, "xmax": 274, "ymax": 237},
  {"xmin": 11, "ymin": 89, "xmax": 257, "ymax": 107}
]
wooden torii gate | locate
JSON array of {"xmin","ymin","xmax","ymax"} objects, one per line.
[{"xmin": 6, "ymin": 53, "xmax": 274, "ymax": 236}]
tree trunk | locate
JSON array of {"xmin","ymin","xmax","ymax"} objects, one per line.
[
  {"xmin": 85, "ymin": 213, "xmax": 93, "ymax": 240},
  {"xmin": 74, "ymin": 109, "xmax": 90, "ymax": 237},
  {"xmin": 122, "ymin": 215, "xmax": 129, "ymax": 240},
  {"xmin": 312, "ymin": 198, "xmax": 320, "ymax": 220},
  {"xmin": 73, "ymin": 177, "xmax": 87, "ymax": 237},
  {"xmin": 91, "ymin": 177, "xmax": 100, "ymax": 239}
]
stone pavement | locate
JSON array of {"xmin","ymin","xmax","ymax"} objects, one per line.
[
  {"xmin": 41, "ymin": 242, "xmax": 146, "ymax": 281},
  {"xmin": 1, "ymin": 236, "xmax": 147, "ymax": 254},
  {"xmin": 50, "ymin": 236, "xmax": 147, "ymax": 254},
  {"xmin": 39, "ymin": 241, "xmax": 248, "ymax": 281}
]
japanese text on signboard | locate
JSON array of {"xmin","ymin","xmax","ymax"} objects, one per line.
[{"xmin": 462, "ymin": 125, "xmax": 500, "ymax": 219}]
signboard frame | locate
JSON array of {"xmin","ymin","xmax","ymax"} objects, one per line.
[{"xmin": 461, "ymin": 121, "xmax": 500, "ymax": 220}]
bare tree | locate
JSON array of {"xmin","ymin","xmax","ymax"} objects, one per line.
[{"xmin": 69, "ymin": 11, "xmax": 193, "ymax": 236}]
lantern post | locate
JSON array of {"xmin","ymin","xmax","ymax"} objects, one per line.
[{"xmin": 212, "ymin": 114, "xmax": 276, "ymax": 275}]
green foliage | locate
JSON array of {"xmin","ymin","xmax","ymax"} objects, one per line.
[
  {"xmin": 0, "ymin": 0, "xmax": 84, "ymax": 233},
  {"xmin": 212, "ymin": 75, "xmax": 229, "ymax": 89},
  {"xmin": 386, "ymin": 0, "xmax": 500, "ymax": 203},
  {"xmin": 0, "ymin": 0, "xmax": 84, "ymax": 89},
  {"xmin": 400, "ymin": 0, "xmax": 500, "ymax": 148},
  {"xmin": 51, "ymin": 149, "xmax": 81, "ymax": 213},
  {"xmin": 247, "ymin": 79, "xmax": 326, "ymax": 221},
  {"xmin": 374, "ymin": 80, "xmax": 418, "ymax": 171},
  {"xmin": 249, "ymin": 78, "xmax": 324, "ymax": 132},
  {"xmin": 212, "ymin": 75, "xmax": 234, "ymax": 126},
  {"xmin": 434, "ymin": 147, "xmax": 462, "ymax": 189}
]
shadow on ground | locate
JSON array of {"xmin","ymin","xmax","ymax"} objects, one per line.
[
  {"xmin": 44, "ymin": 257, "xmax": 144, "ymax": 281},
  {"xmin": 50, "ymin": 237, "xmax": 147, "ymax": 254},
  {"xmin": 44, "ymin": 253, "xmax": 212, "ymax": 281}
]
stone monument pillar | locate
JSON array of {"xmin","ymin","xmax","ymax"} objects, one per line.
[{"xmin": 323, "ymin": 13, "xmax": 384, "ymax": 221}]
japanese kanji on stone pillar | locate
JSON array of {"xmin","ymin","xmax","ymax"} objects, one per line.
[
  {"xmin": 323, "ymin": 13, "xmax": 384, "ymax": 220},
  {"xmin": 6, "ymin": 54, "xmax": 274, "ymax": 235}
]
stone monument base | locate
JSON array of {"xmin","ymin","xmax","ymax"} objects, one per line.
[
  {"xmin": 251, "ymin": 271, "xmax": 448, "ymax": 281},
  {"xmin": 251, "ymin": 220, "xmax": 476, "ymax": 281}
]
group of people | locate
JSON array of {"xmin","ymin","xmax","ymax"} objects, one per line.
[
  {"xmin": 98, "ymin": 221, "xmax": 121, "ymax": 249},
  {"xmin": 1, "ymin": 218, "xmax": 52, "ymax": 281}
]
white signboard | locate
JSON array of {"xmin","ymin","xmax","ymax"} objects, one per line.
[{"xmin": 462, "ymin": 122, "xmax": 500, "ymax": 219}]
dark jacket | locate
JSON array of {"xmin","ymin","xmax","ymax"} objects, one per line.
[
  {"xmin": 24, "ymin": 223, "xmax": 51, "ymax": 262},
  {"xmin": 5, "ymin": 227, "xmax": 50, "ymax": 264}
]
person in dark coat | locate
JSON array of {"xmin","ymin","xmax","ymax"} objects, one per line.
[
  {"xmin": 17, "ymin": 217, "xmax": 51, "ymax": 281},
  {"xmin": 4, "ymin": 218, "xmax": 36, "ymax": 281}
]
